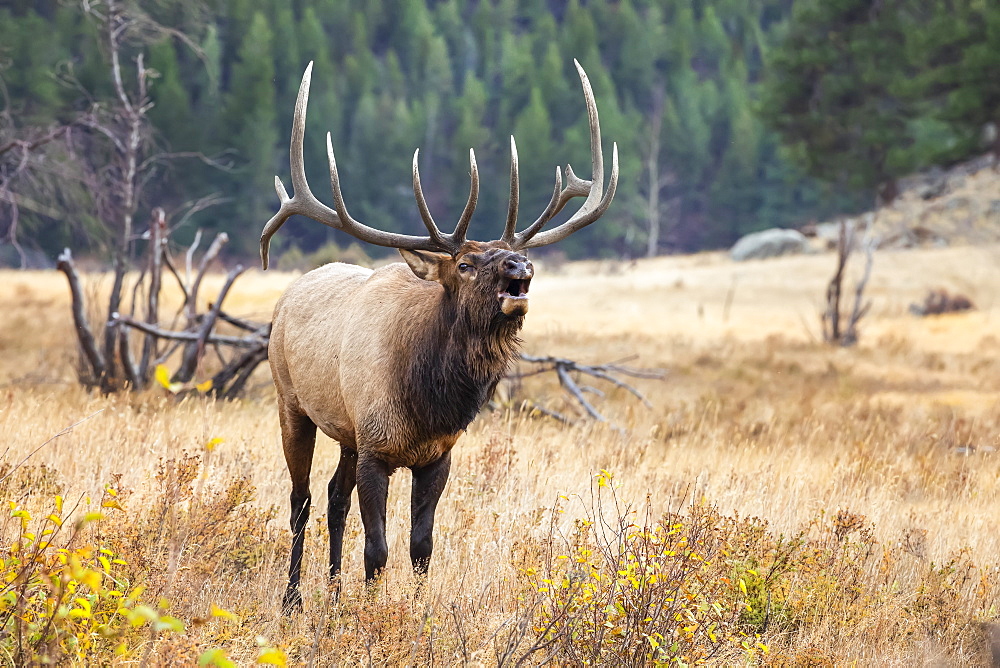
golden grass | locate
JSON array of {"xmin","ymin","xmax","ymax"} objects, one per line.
[{"xmin": 2, "ymin": 244, "xmax": 1000, "ymax": 664}]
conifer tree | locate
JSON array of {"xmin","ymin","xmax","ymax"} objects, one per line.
[
  {"xmin": 759, "ymin": 0, "xmax": 915, "ymax": 204},
  {"xmin": 223, "ymin": 12, "xmax": 278, "ymax": 251},
  {"xmin": 148, "ymin": 39, "xmax": 193, "ymax": 148}
]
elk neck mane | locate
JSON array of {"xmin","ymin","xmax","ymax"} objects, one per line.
[{"xmin": 397, "ymin": 284, "xmax": 523, "ymax": 440}]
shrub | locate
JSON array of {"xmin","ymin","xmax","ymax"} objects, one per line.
[{"xmin": 509, "ymin": 471, "xmax": 770, "ymax": 665}]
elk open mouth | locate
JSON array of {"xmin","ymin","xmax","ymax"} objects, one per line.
[
  {"xmin": 501, "ymin": 279, "xmax": 530, "ymax": 299},
  {"xmin": 499, "ymin": 278, "xmax": 530, "ymax": 315}
]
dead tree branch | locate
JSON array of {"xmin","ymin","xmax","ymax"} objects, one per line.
[
  {"xmin": 508, "ymin": 354, "xmax": 665, "ymax": 425},
  {"xmin": 109, "ymin": 313, "xmax": 266, "ymax": 348},
  {"xmin": 56, "ymin": 249, "xmax": 105, "ymax": 383},
  {"xmin": 173, "ymin": 263, "xmax": 245, "ymax": 383}
]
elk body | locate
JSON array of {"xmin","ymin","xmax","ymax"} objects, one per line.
[{"xmin": 261, "ymin": 60, "xmax": 618, "ymax": 609}]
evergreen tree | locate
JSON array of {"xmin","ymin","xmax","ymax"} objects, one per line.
[
  {"xmin": 223, "ymin": 12, "xmax": 279, "ymax": 251},
  {"xmin": 759, "ymin": 0, "xmax": 916, "ymax": 204},
  {"xmin": 148, "ymin": 39, "xmax": 193, "ymax": 148}
]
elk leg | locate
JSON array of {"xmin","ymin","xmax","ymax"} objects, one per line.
[
  {"xmin": 356, "ymin": 453, "xmax": 392, "ymax": 585},
  {"xmin": 410, "ymin": 452, "xmax": 451, "ymax": 576},
  {"xmin": 280, "ymin": 406, "xmax": 317, "ymax": 611},
  {"xmin": 327, "ymin": 446, "xmax": 358, "ymax": 585}
]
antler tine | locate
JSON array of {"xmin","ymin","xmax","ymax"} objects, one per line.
[
  {"xmin": 452, "ymin": 148, "xmax": 479, "ymax": 244},
  {"xmin": 514, "ymin": 165, "xmax": 564, "ymax": 244},
  {"xmin": 260, "ymin": 62, "xmax": 456, "ymax": 269},
  {"xmin": 328, "ymin": 137, "xmax": 451, "ymax": 252},
  {"xmin": 510, "ymin": 59, "xmax": 619, "ymax": 250},
  {"xmin": 412, "ymin": 149, "xmax": 451, "ymax": 249},
  {"xmin": 521, "ymin": 144, "xmax": 618, "ymax": 248},
  {"xmin": 261, "ymin": 62, "xmax": 343, "ymax": 269},
  {"xmin": 501, "ymin": 136, "xmax": 520, "ymax": 245}
]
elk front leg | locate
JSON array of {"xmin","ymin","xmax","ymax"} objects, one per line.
[
  {"xmin": 410, "ymin": 452, "xmax": 451, "ymax": 576},
  {"xmin": 279, "ymin": 406, "xmax": 317, "ymax": 611},
  {"xmin": 356, "ymin": 453, "xmax": 392, "ymax": 585},
  {"xmin": 328, "ymin": 446, "xmax": 358, "ymax": 586}
]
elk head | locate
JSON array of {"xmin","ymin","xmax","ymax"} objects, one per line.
[{"xmin": 259, "ymin": 60, "xmax": 619, "ymax": 293}]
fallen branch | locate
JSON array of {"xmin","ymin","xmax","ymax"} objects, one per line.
[
  {"xmin": 110, "ymin": 313, "xmax": 266, "ymax": 348},
  {"xmin": 508, "ymin": 354, "xmax": 666, "ymax": 425}
]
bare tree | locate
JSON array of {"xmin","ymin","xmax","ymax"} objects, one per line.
[
  {"xmin": 642, "ymin": 83, "xmax": 680, "ymax": 258},
  {"xmin": 0, "ymin": 73, "xmax": 100, "ymax": 268},
  {"xmin": 822, "ymin": 216, "xmax": 876, "ymax": 346}
]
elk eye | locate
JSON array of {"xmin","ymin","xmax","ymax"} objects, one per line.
[{"xmin": 458, "ymin": 263, "xmax": 471, "ymax": 272}]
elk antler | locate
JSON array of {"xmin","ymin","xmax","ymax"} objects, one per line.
[
  {"xmin": 502, "ymin": 60, "xmax": 619, "ymax": 250},
  {"xmin": 260, "ymin": 62, "xmax": 480, "ymax": 268},
  {"xmin": 262, "ymin": 60, "xmax": 617, "ymax": 268}
]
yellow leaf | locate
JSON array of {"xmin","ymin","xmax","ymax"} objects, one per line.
[
  {"xmin": 73, "ymin": 597, "xmax": 92, "ymax": 616},
  {"xmin": 102, "ymin": 499, "xmax": 124, "ymax": 511},
  {"xmin": 256, "ymin": 648, "xmax": 288, "ymax": 666},
  {"xmin": 76, "ymin": 512, "xmax": 105, "ymax": 529},
  {"xmin": 211, "ymin": 603, "xmax": 239, "ymax": 623},
  {"xmin": 130, "ymin": 605, "xmax": 159, "ymax": 626},
  {"xmin": 156, "ymin": 615, "xmax": 185, "ymax": 633},
  {"xmin": 154, "ymin": 364, "xmax": 173, "ymax": 390},
  {"xmin": 199, "ymin": 649, "xmax": 237, "ymax": 668},
  {"xmin": 205, "ymin": 437, "xmax": 224, "ymax": 452},
  {"xmin": 196, "ymin": 379, "xmax": 214, "ymax": 393},
  {"xmin": 81, "ymin": 570, "xmax": 102, "ymax": 592}
]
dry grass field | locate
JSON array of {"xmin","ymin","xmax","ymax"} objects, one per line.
[{"xmin": 1, "ymin": 243, "xmax": 1000, "ymax": 665}]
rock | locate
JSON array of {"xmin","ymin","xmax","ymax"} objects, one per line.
[{"xmin": 729, "ymin": 228, "xmax": 811, "ymax": 261}]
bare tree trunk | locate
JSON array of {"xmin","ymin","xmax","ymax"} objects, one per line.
[
  {"xmin": 822, "ymin": 216, "xmax": 876, "ymax": 347},
  {"xmin": 822, "ymin": 221, "xmax": 850, "ymax": 343},
  {"xmin": 645, "ymin": 84, "xmax": 665, "ymax": 259},
  {"xmin": 98, "ymin": 4, "xmax": 149, "ymax": 393},
  {"xmin": 101, "ymin": 256, "xmax": 126, "ymax": 393}
]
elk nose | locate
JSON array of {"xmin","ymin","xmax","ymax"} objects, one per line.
[{"xmin": 502, "ymin": 257, "xmax": 533, "ymax": 279}]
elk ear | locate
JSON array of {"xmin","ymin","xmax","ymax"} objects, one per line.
[{"xmin": 399, "ymin": 249, "xmax": 450, "ymax": 282}]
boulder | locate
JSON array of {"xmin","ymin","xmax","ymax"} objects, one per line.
[{"xmin": 729, "ymin": 228, "xmax": 810, "ymax": 262}]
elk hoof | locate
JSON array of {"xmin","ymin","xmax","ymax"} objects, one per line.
[{"xmin": 281, "ymin": 587, "xmax": 303, "ymax": 613}]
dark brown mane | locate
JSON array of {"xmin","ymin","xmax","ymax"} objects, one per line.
[{"xmin": 401, "ymin": 290, "xmax": 523, "ymax": 442}]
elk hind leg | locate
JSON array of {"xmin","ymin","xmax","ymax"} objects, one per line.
[
  {"xmin": 410, "ymin": 452, "xmax": 451, "ymax": 576},
  {"xmin": 280, "ymin": 405, "xmax": 317, "ymax": 611}
]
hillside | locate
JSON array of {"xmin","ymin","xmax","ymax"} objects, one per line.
[{"xmin": 814, "ymin": 154, "xmax": 1000, "ymax": 250}]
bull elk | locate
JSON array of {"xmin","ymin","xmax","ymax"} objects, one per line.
[{"xmin": 261, "ymin": 60, "xmax": 618, "ymax": 609}]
